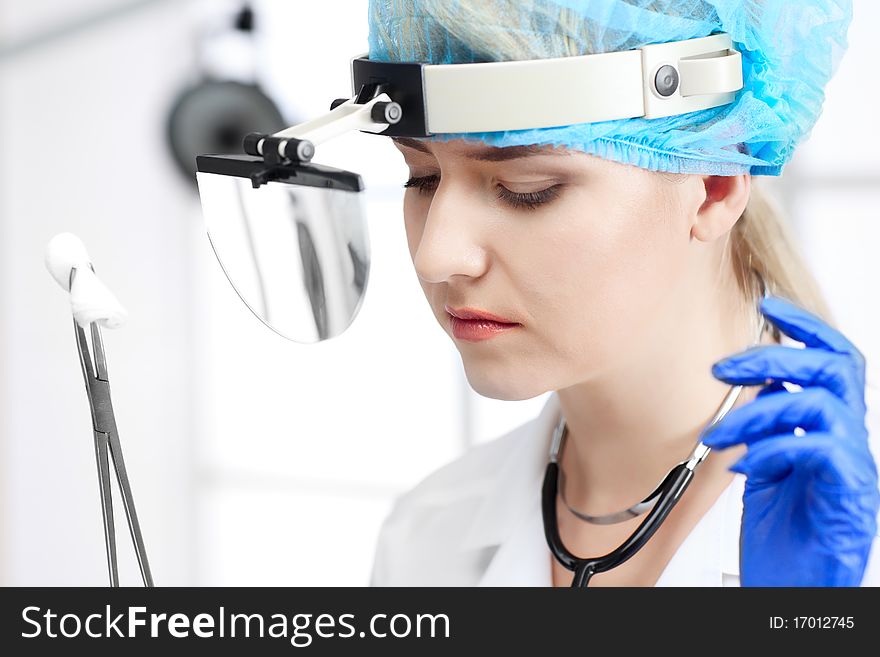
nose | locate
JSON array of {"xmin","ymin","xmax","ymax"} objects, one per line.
[{"xmin": 411, "ymin": 180, "xmax": 490, "ymax": 284}]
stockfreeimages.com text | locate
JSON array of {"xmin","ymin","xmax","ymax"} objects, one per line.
[{"xmin": 21, "ymin": 605, "xmax": 450, "ymax": 647}]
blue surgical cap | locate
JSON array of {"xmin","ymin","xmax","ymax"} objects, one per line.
[{"xmin": 367, "ymin": 0, "xmax": 852, "ymax": 176}]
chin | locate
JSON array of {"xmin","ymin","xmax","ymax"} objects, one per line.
[{"xmin": 463, "ymin": 367, "xmax": 547, "ymax": 401}]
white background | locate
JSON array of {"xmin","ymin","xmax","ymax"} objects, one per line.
[{"xmin": 0, "ymin": 0, "xmax": 877, "ymax": 586}]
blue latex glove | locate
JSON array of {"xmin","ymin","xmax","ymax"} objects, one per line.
[{"xmin": 702, "ymin": 295, "xmax": 880, "ymax": 586}]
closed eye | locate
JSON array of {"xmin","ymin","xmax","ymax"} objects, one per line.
[
  {"xmin": 403, "ymin": 175, "xmax": 562, "ymax": 211},
  {"xmin": 496, "ymin": 184, "xmax": 563, "ymax": 210}
]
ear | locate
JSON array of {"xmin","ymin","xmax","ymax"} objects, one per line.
[{"xmin": 690, "ymin": 174, "xmax": 751, "ymax": 242}]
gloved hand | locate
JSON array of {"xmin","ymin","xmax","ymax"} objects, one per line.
[{"xmin": 701, "ymin": 295, "xmax": 880, "ymax": 586}]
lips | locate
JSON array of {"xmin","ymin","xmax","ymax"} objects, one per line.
[
  {"xmin": 445, "ymin": 305, "xmax": 518, "ymax": 324},
  {"xmin": 445, "ymin": 305, "xmax": 521, "ymax": 342}
]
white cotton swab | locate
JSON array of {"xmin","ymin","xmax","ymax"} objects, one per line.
[
  {"xmin": 45, "ymin": 232, "xmax": 89, "ymax": 291},
  {"xmin": 45, "ymin": 232, "xmax": 128, "ymax": 329}
]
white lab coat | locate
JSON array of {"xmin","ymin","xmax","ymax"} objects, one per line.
[{"xmin": 370, "ymin": 380, "xmax": 880, "ymax": 587}]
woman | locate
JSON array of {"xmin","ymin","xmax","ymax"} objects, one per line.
[{"xmin": 367, "ymin": 0, "xmax": 880, "ymax": 586}]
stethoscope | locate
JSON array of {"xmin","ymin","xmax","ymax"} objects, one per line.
[{"xmin": 542, "ymin": 274, "xmax": 771, "ymax": 587}]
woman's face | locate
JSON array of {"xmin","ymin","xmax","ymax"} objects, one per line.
[{"xmin": 393, "ymin": 137, "xmax": 706, "ymax": 401}]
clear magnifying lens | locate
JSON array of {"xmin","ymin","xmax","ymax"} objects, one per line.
[{"xmin": 196, "ymin": 156, "xmax": 369, "ymax": 343}]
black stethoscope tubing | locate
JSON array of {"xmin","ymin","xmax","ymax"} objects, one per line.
[{"xmin": 541, "ymin": 459, "xmax": 695, "ymax": 587}]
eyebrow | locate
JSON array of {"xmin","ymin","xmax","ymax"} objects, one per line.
[{"xmin": 391, "ymin": 136, "xmax": 568, "ymax": 162}]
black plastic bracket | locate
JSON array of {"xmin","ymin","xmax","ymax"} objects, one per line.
[
  {"xmin": 197, "ymin": 154, "xmax": 364, "ymax": 192},
  {"xmin": 351, "ymin": 58, "xmax": 428, "ymax": 137}
]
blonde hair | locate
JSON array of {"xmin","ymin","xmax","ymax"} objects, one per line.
[{"xmin": 731, "ymin": 183, "xmax": 835, "ymax": 339}]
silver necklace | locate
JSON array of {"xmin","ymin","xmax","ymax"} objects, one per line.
[{"xmin": 553, "ymin": 310, "xmax": 768, "ymax": 526}]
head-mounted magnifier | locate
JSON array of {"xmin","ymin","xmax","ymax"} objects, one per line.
[{"xmin": 195, "ymin": 33, "xmax": 742, "ymax": 343}]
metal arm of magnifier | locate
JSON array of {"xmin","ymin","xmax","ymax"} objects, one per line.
[
  {"xmin": 249, "ymin": 93, "xmax": 402, "ymax": 161},
  {"xmin": 236, "ymin": 92, "xmax": 402, "ymax": 188}
]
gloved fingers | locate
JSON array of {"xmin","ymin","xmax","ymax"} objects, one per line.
[
  {"xmin": 759, "ymin": 296, "xmax": 866, "ymax": 369},
  {"xmin": 729, "ymin": 432, "xmax": 878, "ymax": 490},
  {"xmin": 756, "ymin": 379, "xmax": 788, "ymax": 399},
  {"xmin": 701, "ymin": 387, "xmax": 861, "ymax": 450},
  {"xmin": 712, "ymin": 345, "xmax": 866, "ymax": 415}
]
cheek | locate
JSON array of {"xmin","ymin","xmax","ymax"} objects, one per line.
[
  {"xmin": 529, "ymin": 190, "xmax": 679, "ymax": 295},
  {"xmin": 581, "ymin": 190, "xmax": 684, "ymax": 295},
  {"xmin": 518, "ymin": 184, "xmax": 685, "ymax": 357}
]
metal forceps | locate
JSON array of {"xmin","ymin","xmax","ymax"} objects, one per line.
[{"xmin": 72, "ymin": 266, "xmax": 154, "ymax": 587}]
